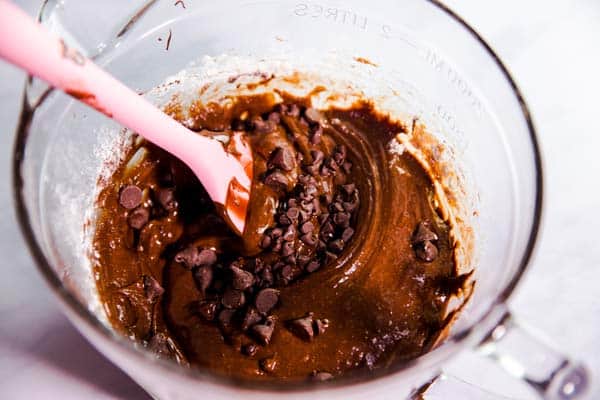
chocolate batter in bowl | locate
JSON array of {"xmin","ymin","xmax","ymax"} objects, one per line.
[
  {"xmin": 14, "ymin": 1, "xmax": 568, "ymax": 399},
  {"xmin": 91, "ymin": 67, "xmax": 475, "ymax": 381}
]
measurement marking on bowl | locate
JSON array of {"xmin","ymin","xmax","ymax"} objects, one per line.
[
  {"xmin": 420, "ymin": 48, "xmax": 483, "ymax": 117},
  {"xmin": 434, "ymin": 104, "xmax": 466, "ymax": 141},
  {"xmin": 292, "ymin": 3, "xmax": 475, "ymax": 140},
  {"xmin": 393, "ymin": 77, "xmax": 467, "ymax": 147},
  {"xmin": 293, "ymin": 2, "xmax": 401, "ymax": 41}
]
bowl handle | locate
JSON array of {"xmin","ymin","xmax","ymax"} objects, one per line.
[{"xmin": 420, "ymin": 307, "xmax": 590, "ymax": 399}]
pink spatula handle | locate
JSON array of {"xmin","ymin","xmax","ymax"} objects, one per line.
[{"xmin": 0, "ymin": 1, "xmax": 250, "ymax": 218}]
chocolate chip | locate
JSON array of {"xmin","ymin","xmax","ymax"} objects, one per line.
[
  {"xmin": 333, "ymin": 212, "xmax": 350, "ymax": 228},
  {"xmin": 298, "ymin": 174, "xmax": 313, "ymax": 185},
  {"xmin": 324, "ymin": 251, "xmax": 338, "ymax": 264},
  {"xmin": 193, "ymin": 265, "xmax": 213, "ymax": 295},
  {"xmin": 286, "ymin": 207, "xmax": 300, "ymax": 223},
  {"xmin": 312, "ymin": 198, "xmax": 321, "ymax": 214},
  {"xmin": 157, "ymin": 188, "xmax": 177, "ymax": 211},
  {"xmin": 311, "ymin": 371, "xmax": 333, "ymax": 381},
  {"xmin": 343, "ymin": 201, "xmax": 357, "ymax": 212},
  {"xmin": 282, "ymin": 225, "xmax": 296, "ymax": 241},
  {"xmin": 230, "ymin": 266, "xmax": 254, "ymax": 290},
  {"xmin": 342, "ymin": 161, "xmax": 353, "ymax": 174},
  {"xmin": 280, "ymin": 264, "xmax": 295, "ymax": 282},
  {"xmin": 264, "ymin": 171, "xmax": 288, "ymax": 191},
  {"xmin": 222, "ymin": 288, "xmax": 246, "ymax": 309},
  {"xmin": 297, "ymin": 254, "xmax": 310, "ymax": 267},
  {"xmin": 305, "ymin": 107, "xmax": 322, "ymax": 123},
  {"xmin": 242, "ymin": 343, "xmax": 259, "ymax": 357},
  {"xmin": 341, "ymin": 227, "xmax": 355, "ymax": 242},
  {"xmin": 272, "ymin": 261, "xmax": 284, "ymax": 272},
  {"xmin": 328, "ymin": 239, "xmax": 345, "ymax": 254},
  {"xmin": 286, "ymin": 314, "xmax": 314, "ymax": 341},
  {"xmin": 266, "ymin": 228, "xmax": 281, "ymax": 239},
  {"xmin": 300, "ymin": 221, "xmax": 314, "ymax": 234},
  {"xmin": 300, "ymin": 200, "xmax": 314, "ymax": 213},
  {"xmin": 311, "ymin": 133, "xmax": 322, "ymax": 146},
  {"xmin": 306, "ymin": 186, "xmax": 318, "ymax": 199},
  {"xmin": 248, "ymin": 258, "xmax": 265, "ymax": 274},
  {"xmin": 260, "ymin": 268, "xmax": 274, "ymax": 287},
  {"xmin": 310, "ymin": 150, "xmax": 324, "ymax": 166},
  {"xmin": 259, "ymin": 356, "xmax": 278, "ymax": 373},
  {"xmin": 255, "ymin": 288, "xmax": 279, "ymax": 314},
  {"xmin": 415, "ymin": 240, "xmax": 438, "ymax": 262},
  {"xmin": 305, "ymin": 260, "xmax": 321, "ymax": 273},
  {"xmin": 278, "ymin": 213, "xmax": 292, "ymax": 226},
  {"xmin": 127, "ymin": 207, "xmax": 149, "ymax": 229},
  {"xmin": 318, "ymin": 213, "xmax": 330, "ymax": 225},
  {"xmin": 333, "ymin": 144, "xmax": 347, "ymax": 165},
  {"xmin": 268, "ymin": 112, "xmax": 281, "ymax": 124},
  {"xmin": 253, "ymin": 117, "xmax": 276, "ymax": 133},
  {"xmin": 311, "ymin": 126, "xmax": 322, "ymax": 145},
  {"xmin": 195, "ymin": 300, "xmax": 219, "ymax": 321},
  {"xmin": 281, "ymin": 241, "xmax": 294, "ymax": 257},
  {"xmin": 252, "ymin": 317, "xmax": 275, "ymax": 345},
  {"xmin": 319, "ymin": 191, "xmax": 332, "ymax": 205},
  {"xmin": 268, "ymin": 147, "xmax": 294, "ymax": 171},
  {"xmin": 342, "ymin": 183, "xmax": 356, "ymax": 195},
  {"xmin": 412, "ymin": 221, "xmax": 439, "ymax": 244},
  {"xmin": 175, "ymin": 246, "xmax": 199, "ymax": 269},
  {"xmin": 196, "ymin": 249, "xmax": 217, "ymax": 266},
  {"xmin": 314, "ymin": 318, "xmax": 329, "ymax": 335},
  {"xmin": 299, "ymin": 191, "xmax": 313, "ymax": 202},
  {"xmin": 325, "ymin": 157, "xmax": 339, "ymax": 171},
  {"xmin": 284, "ymin": 255, "xmax": 297, "ymax": 265},
  {"xmin": 271, "ymin": 238, "xmax": 283, "ymax": 252},
  {"xmin": 299, "ymin": 210, "xmax": 311, "ymax": 223},
  {"xmin": 305, "ymin": 163, "xmax": 320, "ymax": 176},
  {"xmin": 320, "ymin": 221, "xmax": 334, "ymax": 238},
  {"xmin": 300, "ymin": 233, "xmax": 317, "ymax": 246},
  {"xmin": 143, "ymin": 275, "xmax": 164, "ymax": 302},
  {"xmin": 119, "ymin": 185, "xmax": 143, "ymax": 209},
  {"xmin": 241, "ymin": 307, "xmax": 263, "ymax": 331},
  {"xmin": 218, "ymin": 309, "xmax": 235, "ymax": 332},
  {"xmin": 330, "ymin": 202, "xmax": 344, "ymax": 213},
  {"xmin": 259, "ymin": 235, "xmax": 272, "ymax": 249},
  {"xmin": 286, "ymin": 104, "xmax": 300, "ymax": 117}
]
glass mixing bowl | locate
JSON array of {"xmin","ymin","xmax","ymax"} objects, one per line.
[{"xmin": 12, "ymin": 0, "xmax": 589, "ymax": 398}]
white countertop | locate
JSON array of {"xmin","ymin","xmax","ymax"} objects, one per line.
[{"xmin": 1, "ymin": 1, "xmax": 599, "ymax": 399}]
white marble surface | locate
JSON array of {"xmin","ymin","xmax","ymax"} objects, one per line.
[{"xmin": 1, "ymin": 0, "xmax": 599, "ymax": 399}]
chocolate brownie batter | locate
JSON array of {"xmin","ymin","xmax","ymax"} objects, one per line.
[{"xmin": 93, "ymin": 94, "xmax": 465, "ymax": 382}]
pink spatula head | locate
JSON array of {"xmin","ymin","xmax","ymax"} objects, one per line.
[{"xmin": 0, "ymin": 0, "xmax": 252, "ymax": 235}]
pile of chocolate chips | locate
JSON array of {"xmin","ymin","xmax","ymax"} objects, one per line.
[
  {"xmin": 260, "ymin": 155, "xmax": 359, "ymax": 284},
  {"xmin": 169, "ymin": 104, "xmax": 360, "ymax": 357}
]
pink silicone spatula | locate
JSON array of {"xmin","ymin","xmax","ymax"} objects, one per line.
[{"xmin": 0, "ymin": 1, "xmax": 252, "ymax": 235}]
